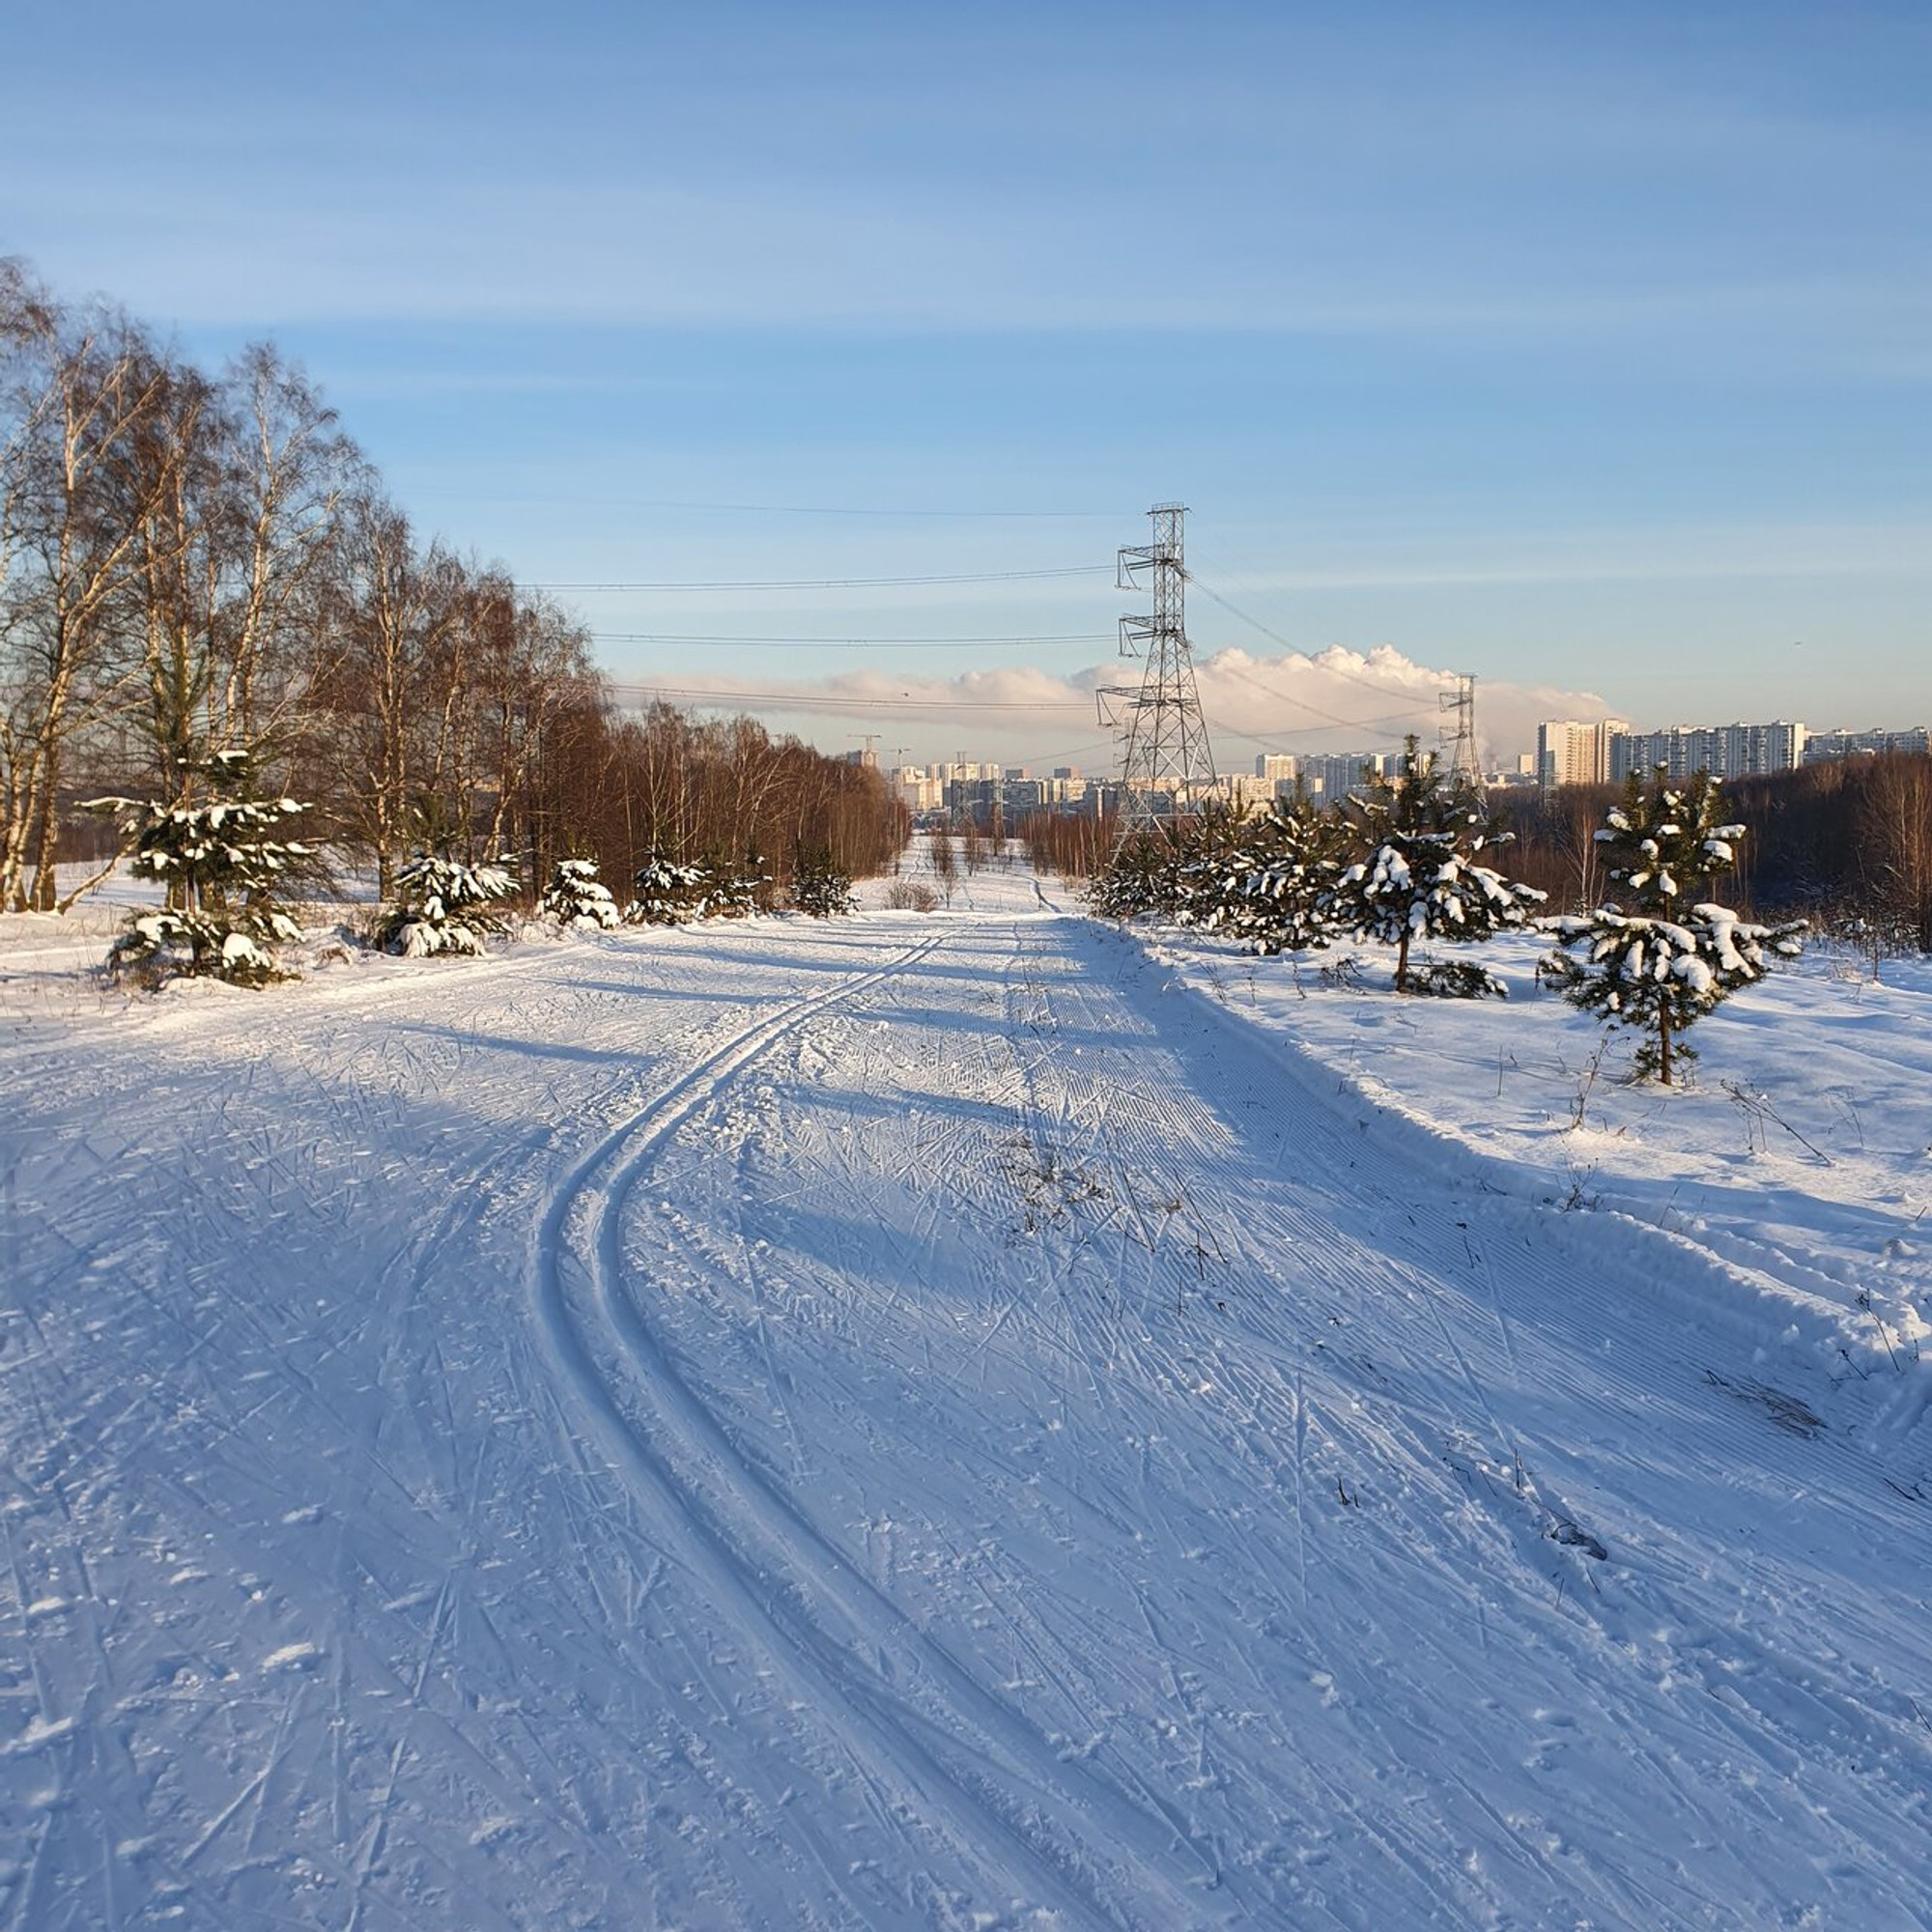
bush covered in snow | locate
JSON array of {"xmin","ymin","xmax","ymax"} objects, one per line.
[
  {"xmin": 88, "ymin": 749, "xmax": 315, "ymax": 987},
  {"xmin": 711, "ymin": 851, "xmax": 773, "ymax": 919},
  {"xmin": 378, "ymin": 855, "xmax": 516, "ymax": 957},
  {"xmin": 1542, "ymin": 769, "xmax": 1804, "ymax": 1083},
  {"xmin": 540, "ymin": 858, "xmax": 620, "ymax": 930}
]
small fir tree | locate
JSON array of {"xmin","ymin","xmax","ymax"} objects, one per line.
[
  {"xmin": 790, "ymin": 845, "xmax": 856, "ymax": 916},
  {"xmin": 540, "ymin": 857, "xmax": 620, "ymax": 930},
  {"xmin": 88, "ymin": 749, "xmax": 314, "ymax": 987},
  {"xmin": 1090, "ymin": 825, "xmax": 1187, "ymax": 922},
  {"xmin": 709, "ymin": 849, "xmax": 772, "ymax": 920},
  {"xmin": 1166, "ymin": 805, "xmax": 1254, "ymax": 935},
  {"xmin": 1542, "ymin": 768, "xmax": 1804, "ymax": 1084},
  {"xmin": 626, "ymin": 851, "xmax": 714, "ymax": 924},
  {"xmin": 1330, "ymin": 737, "xmax": 1543, "ymax": 992},
  {"xmin": 1224, "ymin": 791, "xmax": 1343, "ymax": 956},
  {"xmin": 379, "ymin": 854, "xmax": 516, "ymax": 957}
]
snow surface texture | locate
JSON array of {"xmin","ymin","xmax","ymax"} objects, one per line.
[{"xmin": 1, "ymin": 842, "xmax": 1928, "ymax": 1929}]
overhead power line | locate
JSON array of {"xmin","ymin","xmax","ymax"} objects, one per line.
[
  {"xmin": 576, "ymin": 499, "xmax": 1126, "ymax": 519},
  {"xmin": 407, "ymin": 492, "xmax": 1127, "ymax": 519},
  {"xmin": 605, "ymin": 682, "xmax": 1086, "ymax": 713},
  {"xmin": 1187, "ymin": 573, "xmax": 1442, "ymax": 706},
  {"xmin": 1208, "ymin": 653, "xmax": 1436, "ymax": 739},
  {"xmin": 591, "ymin": 632, "xmax": 1111, "ymax": 648},
  {"xmin": 534, "ymin": 565, "xmax": 1112, "ymax": 592}
]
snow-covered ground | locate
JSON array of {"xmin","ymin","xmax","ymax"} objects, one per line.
[{"xmin": 2, "ymin": 843, "xmax": 1927, "ymax": 1929}]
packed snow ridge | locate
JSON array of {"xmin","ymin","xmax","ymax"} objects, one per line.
[{"xmin": 1, "ymin": 841, "xmax": 1927, "ymax": 1930}]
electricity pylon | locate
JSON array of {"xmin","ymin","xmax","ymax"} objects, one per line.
[
  {"xmin": 1099, "ymin": 503, "xmax": 1216, "ymax": 839},
  {"xmin": 1439, "ymin": 673, "xmax": 1481, "ymax": 787}
]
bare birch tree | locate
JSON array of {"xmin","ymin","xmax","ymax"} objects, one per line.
[{"xmin": 0, "ymin": 280, "xmax": 169, "ymax": 909}]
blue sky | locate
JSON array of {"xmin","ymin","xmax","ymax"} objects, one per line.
[{"xmin": 5, "ymin": 0, "xmax": 1927, "ymax": 766}]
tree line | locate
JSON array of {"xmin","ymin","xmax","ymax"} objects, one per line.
[
  {"xmin": 0, "ymin": 259, "xmax": 902, "ymax": 915},
  {"xmin": 1076, "ymin": 744, "xmax": 1804, "ymax": 1084}
]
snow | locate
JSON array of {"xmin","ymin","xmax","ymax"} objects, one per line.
[{"xmin": 1, "ymin": 840, "xmax": 1927, "ymax": 1929}]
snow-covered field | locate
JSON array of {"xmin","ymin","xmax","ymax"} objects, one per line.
[{"xmin": 2, "ymin": 844, "xmax": 1927, "ymax": 1929}]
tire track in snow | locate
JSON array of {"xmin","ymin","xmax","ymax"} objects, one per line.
[{"xmin": 533, "ymin": 929, "xmax": 1226, "ymax": 1929}]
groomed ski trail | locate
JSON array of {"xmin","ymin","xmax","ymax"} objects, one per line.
[{"xmin": 534, "ymin": 929, "xmax": 1230, "ymax": 1929}]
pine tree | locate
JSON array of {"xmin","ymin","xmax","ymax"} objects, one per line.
[
  {"xmin": 1329, "ymin": 737, "xmax": 1543, "ymax": 992},
  {"xmin": 540, "ymin": 857, "xmax": 620, "ymax": 930},
  {"xmin": 88, "ymin": 749, "xmax": 315, "ymax": 986},
  {"xmin": 1542, "ymin": 767, "xmax": 1804, "ymax": 1084},
  {"xmin": 379, "ymin": 854, "xmax": 516, "ymax": 957}
]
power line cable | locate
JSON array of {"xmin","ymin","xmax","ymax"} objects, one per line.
[
  {"xmin": 1188, "ymin": 571, "xmax": 1445, "ymax": 705},
  {"xmin": 535, "ymin": 565, "xmax": 1112, "ymax": 592},
  {"xmin": 605, "ymin": 682, "xmax": 1087, "ymax": 713},
  {"xmin": 409, "ymin": 494, "xmax": 1127, "ymax": 519},
  {"xmin": 592, "ymin": 632, "xmax": 1111, "ymax": 648},
  {"xmin": 1208, "ymin": 654, "xmax": 1436, "ymax": 739}
]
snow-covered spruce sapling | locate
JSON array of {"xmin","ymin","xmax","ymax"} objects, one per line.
[
  {"xmin": 1090, "ymin": 826, "xmax": 1187, "ymax": 922},
  {"xmin": 539, "ymin": 856, "xmax": 620, "ymax": 930},
  {"xmin": 626, "ymin": 851, "xmax": 715, "ymax": 924},
  {"xmin": 378, "ymin": 854, "xmax": 516, "ymax": 957},
  {"xmin": 1541, "ymin": 767, "xmax": 1804, "ymax": 1086},
  {"xmin": 88, "ymin": 748, "xmax": 315, "ymax": 986},
  {"xmin": 790, "ymin": 846, "xmax": 856, "ymax": 917},
  {"xmin": 1329, "ymin": 737, "xmax": 1543, "ymax": 993},
  {"xmin": 1164, "ymin": 806, "xmax": 1257, "ymax": 938},
  {"xmin": 1225, "ymin": 790, "xmax": 1344, "ymax": 956},
  {"xmin": 709, "ymin": 850, "xmax": 773, "ymax": 919}
]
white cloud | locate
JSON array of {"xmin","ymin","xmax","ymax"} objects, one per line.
[{"xmin": 605, "ymin": 645, "xmax": 1612, "ymax": 771}]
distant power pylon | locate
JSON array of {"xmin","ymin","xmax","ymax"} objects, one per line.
[
  {"xmin": 1439, "ymin": 673, "xmax": 1482, "ymax": 787},
  {"xmin": 1098, "ymin": 503, "xmax": 1217, "ymax": 838}
]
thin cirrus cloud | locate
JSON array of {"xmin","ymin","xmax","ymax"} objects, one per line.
[{"xmin": 15, "ymin": 172, "xmax": 1919, "ymax": 358}]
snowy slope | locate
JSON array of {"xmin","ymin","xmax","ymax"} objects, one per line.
[{"xmin": 2, "ymin": 854, "xmax": 1928, "ymax": 1929}]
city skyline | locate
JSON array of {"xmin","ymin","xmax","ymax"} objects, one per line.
[{"xmin": 5, "ymin": 1, "xmax": 1926, "ymax": 767}]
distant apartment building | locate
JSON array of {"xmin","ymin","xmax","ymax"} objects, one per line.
[
  {"xmin": 1803, "ymin": 726, "xmax": 1932, "ymax": 763},
  {"xmin": 1253, "ymin": 753, "xmax": 1298, "ymax": 784},
  {"xmin": 1534, "ymin": 719, "xmax": 1807, "ymax": 786},
  {"xmin": 1302, "ymin": 751, "xmax": 1392, "ymax": 802},
  {"xmin": 890, "ymin": 767, "xmax": 946, "ymax": 812},
  {"xmin": 1609, "ymin": 721, "xmax": 1805, "ymax": 781},
  {"xmin": 1536, "ymin": 719, "xmax": 1627, "ymax": 789}
]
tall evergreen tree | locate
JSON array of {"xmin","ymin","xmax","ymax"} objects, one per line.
[
  {"xmin": 1543, "ymin": 768, "xmax": 1804, "ymax": 1084},
  {"xmin": 1330, "ymin": 737, "xmax": 1542, "ymax": 991}
]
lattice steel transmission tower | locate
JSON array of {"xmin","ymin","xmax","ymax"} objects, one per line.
[
  {"xmin": 1439, "ymin": 672, "xmax": 1482, "ymax": 787},
  {"xmin": 1098, "ymin": 503, "xmax": 1217, "ymax": 838}
]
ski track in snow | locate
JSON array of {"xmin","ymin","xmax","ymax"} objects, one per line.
[{"xmin": 1, "ymin": 853, "xmax": 1929, "ymax": 1929}]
